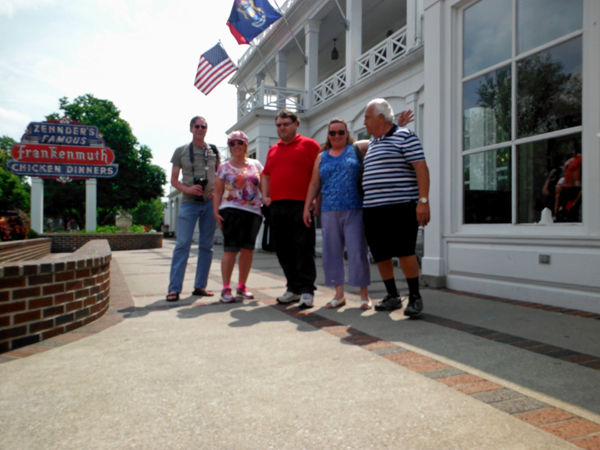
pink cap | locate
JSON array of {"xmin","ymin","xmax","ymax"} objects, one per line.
[{"xmin": 227, "ymin": 130, "xmax": 249, "ymax": 145}]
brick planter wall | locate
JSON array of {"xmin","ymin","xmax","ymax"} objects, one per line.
[
  {"xmin": 0, "ymin": 240, "xmax": 111, "ymax": 353},
  {"xmin": 41, "ymin": 232, "xmax": 162, "ymax": 253},
  {"xmin": 0, "ymin": 238, "xmax": 52, "ymax": 263}
]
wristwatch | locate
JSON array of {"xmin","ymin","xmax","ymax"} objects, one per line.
[{"xmin": 418, "ymin": 198, "xmax": 429, "ymax": 204}]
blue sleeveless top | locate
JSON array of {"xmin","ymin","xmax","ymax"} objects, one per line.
[{"xmin": 320, "ymin": 144, "xmax": 363, "ymax": 212}]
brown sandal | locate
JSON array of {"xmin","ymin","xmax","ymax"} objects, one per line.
[
  {"xmin": 166, "ymin": 292, "xmax": 179, "ymax": 302},
  {"xmin": 192, "ymin": 288, "xmax": 214, "ymax": 297}
]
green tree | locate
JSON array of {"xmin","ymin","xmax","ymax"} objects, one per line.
[
  {"xmin": 0, "ymin": 135, "xmax": 30, "ymax": 212},
  {"xmin": 45, "ymin": 95, "xmax": 166, "ymax": 228},
  {"xmin": 131, "ymin": 198, "xmax": 165, "ymax": 230}
]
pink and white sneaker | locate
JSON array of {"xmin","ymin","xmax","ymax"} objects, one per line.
[
  {"xmin": 236, "ymin": 285, "xmax": 254, "ymax": 300},
  {"xmin": 220, "ymin": 287, "xmax": 236, "ymax": 303}
]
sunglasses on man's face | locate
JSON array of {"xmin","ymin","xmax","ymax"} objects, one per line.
[
  {"xmin": 228, "ymin": 140, "xmax": 245, "ymax": 147},
  {"xmin": 328, "ymin": 130, "xmax": 347, "ymax": 137},
  {"xmin": 194, "ymin": 124, "xmax": 207, "ymax": 129}
]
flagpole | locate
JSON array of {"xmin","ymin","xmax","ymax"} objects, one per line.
[
  {"xmin": 271, "ymin": 0, "xmax": 307, "ymax": 64},
  {"xmin": 333, "ymin": 0, "xmax": 349, "ymax": 29},
  {"xmin": 251, "ymin": 43, "xmax": 278, "ymax": 86}
]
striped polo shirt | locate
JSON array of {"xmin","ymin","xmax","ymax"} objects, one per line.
[{"xmin": 362, "ymin": 124, "xmax": 425, "ymax": 208}]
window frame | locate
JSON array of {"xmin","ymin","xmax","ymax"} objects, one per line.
[{"xmin": 457, "ymin": 0, "xmax": 585, "ymax": 229}]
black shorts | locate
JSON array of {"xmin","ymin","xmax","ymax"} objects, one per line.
[
  {"xmin": 362, "ymin": 202, "xmax": 418, "ymax": 262},
  {"xmin": 221, "ymin": 207, "xmax": 262, "ymax": 252}
]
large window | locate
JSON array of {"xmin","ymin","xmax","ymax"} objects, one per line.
[{"xmin": 462, "ymin": 0, "xmax": 583, "ymax": 224}]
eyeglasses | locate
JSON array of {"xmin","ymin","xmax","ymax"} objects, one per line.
[
  {"xmin": 276, "ymin": 121, "xmax": 294, "ymax": 128},
  {"xmin": 328, "ymin": 130, "xmax": 347, "ymax": 136},
  {"xmin": 228, "ymin": 140, "xmax": 245, "ymax": 147},
  {"xmin": 194, "ymin": 124, "xmax": 207, "ymax": 129}
]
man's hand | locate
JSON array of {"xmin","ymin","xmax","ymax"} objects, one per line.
[
  {"xmin": 416, "ymin": 202, "xmax": 430, "ymax": 227},
  {"xmin": 263, "ymin": 196, "xmax": 272, "ymax": 207},
  {"xmin": 186, "ymin": 184, "xmax": 204, "ymax": 197},
  {"xmin": 398, "ymin": 110, "xmax": 415, "ymax": 128},
  {"xmin": 302, "ymin": 207, "xmax": 312, "ymax": 227}
]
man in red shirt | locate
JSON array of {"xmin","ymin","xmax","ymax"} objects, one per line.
[{"xmin": 262, "ymin": 110, "xmax": 320, "ymax": 308}]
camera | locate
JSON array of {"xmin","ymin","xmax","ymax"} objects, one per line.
[
  {"xmin": 193, "ymin": 177, "xmax": 208, "ymax": 201},
  {"xmin": 193, "ymin": 176, "xmax": 208, "ymax": 188}
]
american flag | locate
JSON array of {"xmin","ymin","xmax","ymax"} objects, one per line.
[{"xmin": 194, "ymin": 43, "xmax": 237, "ymax": 95}]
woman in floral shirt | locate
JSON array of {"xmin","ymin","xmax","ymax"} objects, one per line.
[{"xmin": 213, "ymin": 131, "xmax": 264, "ymax": 303}]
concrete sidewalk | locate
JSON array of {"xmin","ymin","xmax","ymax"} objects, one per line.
[{"xmin": 1, "ymin": 239, "xmax": 599, "ymax": 450}]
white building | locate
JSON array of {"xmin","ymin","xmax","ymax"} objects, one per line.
[{"xmin": 226, "ymin": 0, "xmax": 600, "ymax": 313}]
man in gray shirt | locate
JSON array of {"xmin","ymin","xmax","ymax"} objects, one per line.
[{"xmin": 166, "ymin": 116, "xmax": 219, "ymax": 302}]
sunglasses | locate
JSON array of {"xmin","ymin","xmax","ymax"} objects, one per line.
[
  {"xmin": 194, "ymin": 124, "xmax": 207, "ymax": 129},
  {"xmin": 228, "ymin": 140, "xmax": 245, "ymax": 147},
  {"xmin": 276, "ymin": 121, "xmax": 294, "ymax": 128},
  {"xmin": 328, "ymin": 130, "xmax": 347, "ymax": 136}
]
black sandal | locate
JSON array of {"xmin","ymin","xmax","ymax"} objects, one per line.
[
  {"xmin": 192, "ymin": 288, "xmax": 214, "ymax": 297},
  {"xmin": 166, "ymin": 292, "xmax": 179, "ymax": 302}
]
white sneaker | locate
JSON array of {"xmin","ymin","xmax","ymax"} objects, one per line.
[
  {"xmin": 276, "ymin": 291, "xmax": 300, "ymax": 304},
  {"xmin": 219, "ymin": 288, "xmax": 236, "ymax": 304},
  {"xmin": 298, "ymin": 293, "xmax": 314, "ymax": 309}
]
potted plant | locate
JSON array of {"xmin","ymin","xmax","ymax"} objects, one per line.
[{"xmin": 115, "ymin": 210, "xmax": 132, "ymax": 233}]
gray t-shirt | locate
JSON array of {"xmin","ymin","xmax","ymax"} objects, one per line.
[{"xmin": 170, "ymin": 142, "xmax": 218, "ymax": 203}]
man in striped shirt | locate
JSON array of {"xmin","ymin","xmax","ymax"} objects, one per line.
[{"xmin": 361, "ymin": 98, "xmax": 431, "ymax": 317}]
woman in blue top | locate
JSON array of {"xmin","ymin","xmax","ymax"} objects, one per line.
[{"xmin": 303, "ymin": 118, "xmax": 372, "ymax": 309}]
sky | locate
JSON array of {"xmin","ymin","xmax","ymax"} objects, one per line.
[{"xmin": 0, "ymin": 0, "xmax": 253, "ymax": 197}]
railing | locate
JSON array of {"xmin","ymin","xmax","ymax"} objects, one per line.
[
  {"xmin": 239, "ymin": 82, "xmax": 306, "ymax": 118},
  {"xmin": 357, "ymin": 27, "xmax": 408, "ymax": 82},
  {"xmin": 312, "ymin": 67, "xmax": 347, "ymax": 108},
  {"xmin": 237, "ymin": 26, "xmax": 410, "ymax": 117}
]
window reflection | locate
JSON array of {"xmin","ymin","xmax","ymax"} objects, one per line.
[
  {"xmin": 464, "ymin": 148, "xmax": 511, "ymax": 224},
  {"xmin": 463, "ymin": 66, "xmax": 511, "ymax": 151},
  {"xmin": 518, "ymin": 0, "xmax": 583, "ymax": 54},
  {"xmin": 463, "ymin": 0, "xmax": 512, "ymax": 77},
  {"xmin": 518, "ymin": 134, "xmax": 582, "ymax": 223},
  {"xmin": 517, "ymin": 37, "xmax": 582, "ymax": 138}
]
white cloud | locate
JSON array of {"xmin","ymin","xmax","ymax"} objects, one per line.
[{"xmin": 0, "ymin": 0, "xmax": 53, "ymax": 17}]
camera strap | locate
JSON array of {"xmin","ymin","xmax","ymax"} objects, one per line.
[{"xmin": 188, "ymin": 142, "xmax": 210, "ymax": 180}]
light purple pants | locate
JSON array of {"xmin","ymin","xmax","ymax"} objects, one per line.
[{"xmin": 321, "ymin": 209, "xmax": 370, "ymax": 287}]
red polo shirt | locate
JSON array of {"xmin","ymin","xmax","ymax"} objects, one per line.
[{"xmin": 263, "ymin": 134, "xmax": 320, "ymax": 201}]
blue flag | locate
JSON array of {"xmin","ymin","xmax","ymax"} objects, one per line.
[{"xmin": 227, "ymin": 0, "xmax": 282, "ymax": 45}]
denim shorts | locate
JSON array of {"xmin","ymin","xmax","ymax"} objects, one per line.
[
  {"xmin": 362, "ymin": 202, "xmax": 418, "ymax": 262},
  {"xmin": 220, "ymin": 207, "xmax": 262, "ymax": 252}
]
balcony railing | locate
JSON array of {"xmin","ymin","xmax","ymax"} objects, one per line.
[
  {"xmin": 312, "ymin": 67, "xmax": 347, "ymax": 108},
  {"xmin": 239, "ymin": 82, "xmax": 305, "ymax": 118},
  {"xmin": 357, "ymin": 27, "xmax": 407, "ymax": 82},
  {"xmin": 238, "ymin": 27, "xmax": 409, "ymax": 118}
]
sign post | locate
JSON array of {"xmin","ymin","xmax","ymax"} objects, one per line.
[{"xmin": 8, "ymin": 118, "xmax": 118, "ymax": 233}]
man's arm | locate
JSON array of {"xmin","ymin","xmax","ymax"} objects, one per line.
[
  {"xmin": 412, "ymin": 160, "xmax": 430, "ymax": 227},
  {"xmin": 171, "ymin": 164, "xmax": 203, "ymax": 197},
  {"xmin": 261, "ymin": 174, "xmax": 272, "ymax": 206}
]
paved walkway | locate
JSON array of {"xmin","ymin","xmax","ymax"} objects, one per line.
[{"xmin": 1, "ymin": 239, "xmax": 600, "ymax": 450}]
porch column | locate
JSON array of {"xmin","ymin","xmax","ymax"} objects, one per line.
[
  {"xmin": 276, "ymin": 51, "xmax": 288, "ymax": 110},
  {"xmin": 406, "ymin": 0, "xmax": 417, "ymax": 50},
  {"xmin": 85, "ymin": 178, "xmax": 97, "ymax": 231},
  {"xmin": 345, "ymin": 0, "xmax": 362, "ymax": 87},
  {"xmin": 304, "ymin": 20, "xmax": 320, "ymax": 109},
  {"xmin": 237, "ymin": 88, "xmax": 246, "ymax": 121},
  {"xmin": 30, "ymin": 177, "xmax": 44, "ymax": 234},
  {"xmin": 421, "ymin": 0, "xmax": 446, "ymax": 287}
]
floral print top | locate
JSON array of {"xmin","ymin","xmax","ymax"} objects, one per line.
[{"xmin": 216, "ymin": 159, "xmax": 264, "ymax": 216}]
